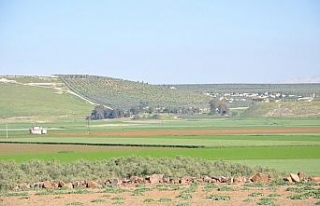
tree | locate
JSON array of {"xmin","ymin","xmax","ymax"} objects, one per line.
[
  {"xmin": 209, "ymin": 99, "xmax": 229, "ymax": 115},
  {"xmin": 209, "ymin": 100, "xmax": 217, "ymax": 115},
  {"xmin": 91, "ymin": 105, "xmax": 105, "ymax": 119},
  {"xmin": 217, "ymin": 100, "xmax": 229, "ymax": 115}
]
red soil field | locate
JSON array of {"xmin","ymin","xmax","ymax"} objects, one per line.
[{"xmin": 51, "ymin": 127, "xmax": 320, "ymax": 137}]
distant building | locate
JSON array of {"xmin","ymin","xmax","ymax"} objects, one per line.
[{"xmin": 29, "ymin": 127, "xmax": 47, "ymax": 135}]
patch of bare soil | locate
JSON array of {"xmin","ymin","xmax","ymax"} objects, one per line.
[
  {"xmin": 53, "ymin": 127, "xmax": 320, "ymax": 137},
  {"xmin": 1, "ymin": 184, "xmax": 319, "ymax": 206}
]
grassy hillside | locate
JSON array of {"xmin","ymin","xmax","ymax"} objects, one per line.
[
  {"xmin": 59, "ymin": 75, "xmax": 211, "ymax": 109},
  {"xmin": 0, "ymin": 80, "xmax": 92, "ymax": 122},
  {"xmin": 243, "ymin": 101, "xmax": 320, "ymax": 118},
  {"xmin": 1, "ymin": 75, "xmax": 320, "ymax": 121}
]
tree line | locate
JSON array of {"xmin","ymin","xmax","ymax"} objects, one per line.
[{"xmin": 88, "ymin": 99, "xmax": 229, "ymax": 120}]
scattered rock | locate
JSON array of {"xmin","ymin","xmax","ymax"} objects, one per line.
[
  {"xmin": 43, "ymin": 181, "xmax": 54, "ymax": 189},
  {"xmin": 233, "ymin": 177, "xmax": 246, "ymax": 184},
  {"xmin": 58, "ymin": 181, "xmax": 66, "ymax": 188},
  {"xmin": 250, "ymin": 173, "xmax": 269, "ymax": 183},
  {"xmin": 203, "ymin": 176, "xmax": 212, "ymax": 183},
  {"xmin": 283, "ymin": 176, "xmax": 293, "ymax": 183},
  {"xmin": 86, "ymin": 181, "xmax": 101, "ymax": 189},
  {"xmin": 179, "ymin": 176, "xmax": 192, "ymax": 185},
  {"xmin": 298, "ymin": 171, "xmax": 305, "ymax": 180},
  {"xmin": 146, "ymin": 174, "xmax": 164, "ymax": 185},
  {"xmin": 33, "ymin": 182, "xmax": 44, "ymax": 189},
  {"xmin": 72, "ymin": 181, "xmax": 86, "ymax": 189},
  {"xmin": 162, "ymin": 177, "xmax": 171, "ymax": 184},
  {"xmin": 108, "ymin": 178, "xmax": 122, "ymax": 187},
  {"xmin": 130, "ymin": 176, "xmax": 145, "ymax": 184},
  {"xmin": 309, "ymin": 176, "xmax": 320, "ymax": 182},
  {"xmin": 121, "ymin": 178, "xmax": 131, "ymax": 185},
  {"xmin": 290, "ymin": 173, "xmax": 300, "ymax": 183}
]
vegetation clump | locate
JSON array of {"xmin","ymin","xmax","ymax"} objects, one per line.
[{"xmin": 0, "ymin": 156, "xmax": 279, "ymax": 191}]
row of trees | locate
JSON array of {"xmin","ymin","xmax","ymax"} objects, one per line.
[{"xmin": 88, "ymin": 99, "xmax": 229, "ymax": 120}]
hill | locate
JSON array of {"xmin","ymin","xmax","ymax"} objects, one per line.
[
  {"xmin": 243, "ymin": 101, "xmax": 320, "ymax": 118},
  {"xmin": 59, "ymin": 75, "xmax": 211, "ymax": 109},
  {"xmin": 0, "ymin": 76, "xmax": 92, "ymax": 122},
  {"xmin": 1, "ymin": 75, "xmax": 320, "ymax": 121}
]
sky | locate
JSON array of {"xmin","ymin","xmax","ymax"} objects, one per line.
[{"xmin": 0, "ymin": 0, "xmax": 319, "ymax": 84}]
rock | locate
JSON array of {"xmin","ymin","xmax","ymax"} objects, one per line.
[
  {"xmin": 179, "ymin": 176, "xmax": 193, "ymax": 185},
  {"xmin": 58, "ymin": 181, "xmax": 65, "ymax": 188},
  {"xmin": 170, "ymin": 177, "xmax": 179, "ymax": 184},
  {"xmin": 250, "ymin": 173, "xmax": 269, "ymax": 183},
  {"xmin": 43, "ymin": 181, "xmax": 54, "ymax": 189},
  {"xmin": 203, "ymin": 176, "xmax": 212, "ymax": 183},
  {"xmin": 73, "ymin": 181, "xmax": 86, "ymax": 189},
  {"xmin": 309, "ymin": 176, "xmax": 320, "ymax": 182},
  {"xmin": 283, "ymin": 176, "xmax": 293, "ymax": 183},
  {"xmin": 33, "ymin": 182, "xmax": 44, "ymax": 189},
  {"xmin": 233, "ymin": 177, "xmax": 246, "ymax": 184},
  {"xmin": 146, "ymin": 174, "xmax": 164, "ymax": 185},
  {"xmin": 108, "ymin": 178, "xmax": 122, "ymax": 187},
  {"xmin": 86, "ymin": 181, "xmax": 101, "ymax": 189},
  {"xmin": 298, "ymin": 171, "xmax": 305, "ymax": 180},
  {"xmin": 53, "ymin": 182, "xmax": 59, "ymax": 189},
  {"xmin": 130, "ymin": 176, "xmax": 144, "ymax": 184},
  {"xmin": 162, "ymin": 177, "xmax": 170, "ymax": 183},
  {"xmin": 290, "ymin": 173, "xmax": 300, "ymax": 182},
  {"xmin": 121, "ymin": 178, "xmax": 131, "ymax": 185},
  {"xmin": 211, "ymin": 176, "xmax": 219, "ymax": 182},
  {"xmin": 220, "ymin": 176, "xmax": 229, "ymax": 183}
]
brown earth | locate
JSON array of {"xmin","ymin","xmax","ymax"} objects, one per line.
[
  {"xmin": 52, "ymin": 127, "xmax": 320, "ymax": 137},
  {"xmin": 1, "ymin": 184, "xmax": 319, "ymax": 206},
  {"xmin": 0, "ymin": 143, "xmax": 174, "ymax": 155}
]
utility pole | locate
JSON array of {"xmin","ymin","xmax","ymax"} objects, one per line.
[
  {"xmin": 6, "ymin": 124, "xmax": 8, "ymax": 138},
  {"xmin": 86, "ymin": 116, "xmax": 90, "ymax": 134}
]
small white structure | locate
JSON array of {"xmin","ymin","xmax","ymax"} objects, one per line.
[{"xmin": 29, "ymin": 127, "xmax": 47, "ymax": 135}]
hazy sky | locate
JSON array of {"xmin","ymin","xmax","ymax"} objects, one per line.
[{"xmin": 0, "ymin": 0, "xmax": 319, "ymax": 84}]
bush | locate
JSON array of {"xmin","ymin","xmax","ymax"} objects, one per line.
[{"xmin": 0, "ymin": 156, "xmax": 280, "ymax": 191}]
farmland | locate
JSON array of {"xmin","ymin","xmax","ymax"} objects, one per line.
[
  {"xmin": 1, "ymin": 76, "xmax": 320, "ymax": 205},
  {"xmin": 1, "ymin": 118, "xmax": 320, "ymax": 175}
]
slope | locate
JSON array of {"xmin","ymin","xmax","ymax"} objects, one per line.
[
  {"xmin": 59, "ymin": 75, "xmax": 211, "ymax": 109},
  {"xmin": 243, "ymin": 101, "xmax": 320, "ymax": 118},
  {"xmin": 0, "ymin": 76, "xmax": 92, "ymax": 122}
]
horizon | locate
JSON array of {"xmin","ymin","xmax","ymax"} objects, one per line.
[
  {"xmin": 1, "ymin": 1, "xmax": 319, "ymax": 84},
  {"xmin": 1, "ymin": 73, "xmax": 320, "ymax": 85}
]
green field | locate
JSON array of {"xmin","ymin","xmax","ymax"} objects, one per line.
[
  {"xmin": 1, "ymin": 118, "xmax": 320, "ymax": 175},
  {"xmin": 1, "ymin": 135, "xmax": 320, "ymax": 147}
]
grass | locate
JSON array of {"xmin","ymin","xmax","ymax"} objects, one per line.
[
  {"xmin": 2, "ymin": 134, "xmax": 320, "ymax": 147},
  {"xmin": 1, "ymin": 145, "xmax": 319, "ymax": 160},
  {"xmin": 1, "ymin": 118, "xmax": 320, "ymax": 176},
  {"xmin": 1, "ymin": 142, "xmax": 320, "ymax": 175},
  {"xmin": 207, "ymin": 194, "xmax": 231, "ymax": 201},
  {"xmin": 0, "ymin": 83, "xmax": 91, "ymax": 121}
]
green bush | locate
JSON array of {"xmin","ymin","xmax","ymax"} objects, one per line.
[{"xmin": 0, "ymin": 156, "xmax": 280, "ymax": 191}]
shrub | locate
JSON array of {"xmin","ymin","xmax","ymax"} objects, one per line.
[{"xmin": 0, "ymin": 157, "xmax": 280, "ymax": 191}]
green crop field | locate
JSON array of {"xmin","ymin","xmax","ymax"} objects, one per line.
[{"xmin": 1, "ymin": 118, "xmax": 320, "ymax": 175}]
